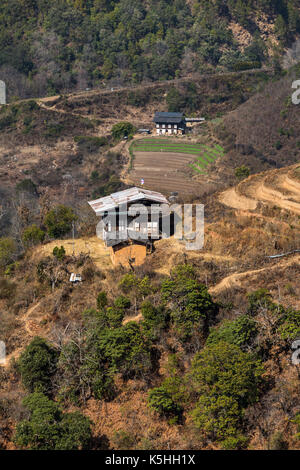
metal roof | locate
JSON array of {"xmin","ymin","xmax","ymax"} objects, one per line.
[
  {"xmin": 88, "ymin": 187, "xmax": 169, "ymax": 215},
  {"xmin": 153, "ymin": 112, "xmax": 184, "ymax": 124}
]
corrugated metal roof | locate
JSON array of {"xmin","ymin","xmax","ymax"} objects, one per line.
[
  {"xmin": 153, "ymin": 112, "xmax": 184, "ymax": 124},
  {"xmin": 88, "ymin": 187, "xmax": 169, "ymax": 215}
]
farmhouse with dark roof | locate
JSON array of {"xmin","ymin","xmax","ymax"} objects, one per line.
[
  {"xmin": 153, "ymin": 112, "xmax": 205, "ymax": 135},
  {"xmin": 153, "ymin": 112, "xmax": 186, "ymax": 135}
]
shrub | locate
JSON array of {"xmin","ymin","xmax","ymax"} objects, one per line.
[
  {"xmin": 141, "ymin": 301, "xmax": 170, "ymax": 340},
  {"xmin": 14, "ymin": 392, "xmax": 92, "ymax": 450},
  {"xmin": 44, "ymin": 123, "xmax": 64, "ymax": 137},
  {"xmin": 16, "ymin": 179, "xmax": 37, "ymax": 195},
  {"xmin": 268, "ymin": 431, "xmax": 287, "ymax": 450},
  {"xmin": 74, "ymin": 135, "xmax": 107, "ymax": 152},
  {"xmin": 111, "ymin": 122, "xmax": 136, "ymax": 140},
  {"xmin": 17, "ymin": 337, "xmax": 59, "ymax": 393},
  {"xmin": 277, "ymin": 309, "xmax": 300, "ymax": 341},
  {"xmin": 111, "ymin": 430, "xmax": 136, "ymax": 450},
  {"xmin": 22, "ymin": 225, "xmax": 45, "ymax": 247},
  {"xmin": 0, "ymin": 114, "xmax": 16, "ymax": 130},
  {"xmin": 247, "ymin": 289, "xmax": 273, "ymax": 315},
  {"xmin": 148, "ymin": 386, "xmax": 182, "ymax": 418},
  {"xmin": 0, "ymin": 237, "xmax": 16, "ymax": 268},
  {"xmin": 53, "ymin": 246, "xmax": 66, "ymax": 260},
  {"xmin": 190, "ymin": 341, "xmax": 263, "ymax": 443},
  {"xmin": 44, "ymin": 205, "xmax": 76, "ymax": 238},
  {"xmin": 0, "ymin": 278, "xmax": 16, "ymax": 299},
  {"xmin": 97, "ymin": 291, "xmax": 108, "ymax": 310},
  {"xmin": 207, "ymin": 315, "xmax": 257, "ymax": 350},
  {"xmin": 235, "ymin": 166, "xmax": 250, "ymax": 180},
  {"xmin": 161, "ymin": 264, "xmax": 218, "ymax": 342}
]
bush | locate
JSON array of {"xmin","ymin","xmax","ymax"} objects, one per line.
[
  {"xmin": 0, "ymin": 278, "xmax": 16, "ymax": 299},
  {"xmin": 0, "ymin": 114, "xmax": 16, "ymax": 130},
  {"xmin": 141, "ymin": 301, "xmax": 170, "ymax": 341},
  {"xmin": 74, "ymin": 135, "xmax": 107, "ymax": 152},
  {"xmin": 22, "ymin": 225, "xmax": 45, "ymax": 247},
  {"xmin": 190, "ymin": 341, "xmax": 263, "ymax": 443},
  {"xmin": 17, "ymin": 337, "xmax": 59, "ymax": 393},
  {"xmin": 16, "ymin": 179, "xmax": 37, "ymax": 195},
  {"xmin": 268, "ymin": 431, "xmax": 287, "ymax": 450},
  {"xmin": 277, "ymin": 308, "xmax": 300, "ymax": 341},
  {"xmin": 148, "ymin": 386, "xmax": 182, "ymax": 418},
  {"xmin": 44, "ymin": 122, "xmax": 64, "ymax": 137},
  {"xmin": 44, "ymin": 205, "xmax": 77, "ymax": 238},
  {"xmin": 111, "ymin": 430, "xmax": 136, "ymax": 450},
  {"xmin": 14, "ymin": 392, "xmax": 92, "ymax": 450},
  {"xmin": 53, "ymin": 245, "xmax": 66, "ymax": 260},
  {"xmin": 235, "ymin": 166, "xmax": 250, "ymax": 180},
  {"xmin": 111, "ymin": 122, "xmax": 136, "ymax": 140},
  {"xmin": 207, "ymin": 315, "xmax": 257, "ymax": 350},
  {"xmin": 97, "ymin": 291, "xmax": 108, "ymax": 310},
  {"xmin": 0, "ymin": 237, "xmax": 16, "ymax": 268},
  {"xmin": 161, "ymin": 264, "xmax": 218, "ymax": 343}
]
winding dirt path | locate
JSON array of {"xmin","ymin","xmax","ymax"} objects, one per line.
[
  {"xmin": 219, "ymin": 186, "xmax": 257, "ymax": 210},
  {"xmin": 210, "ymin": 254, "xmax": 300, "ymax": 294}
]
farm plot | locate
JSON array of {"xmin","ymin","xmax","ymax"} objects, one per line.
[{"xmin": 128, "ymin": 138, "xmax": 223, "ymax": 195}]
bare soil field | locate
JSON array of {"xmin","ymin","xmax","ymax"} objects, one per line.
[{"xmin": 129, "ymin": 151, "xmax": 202, "ymax": 196}]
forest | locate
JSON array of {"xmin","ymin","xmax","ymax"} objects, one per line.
[{"xmin": 0, "ymin": 0, "xmax": 299, "ymax": 98}]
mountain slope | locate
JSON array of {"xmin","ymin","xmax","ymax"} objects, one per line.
[{"xmin": 0, "ymin": 0, "xmax": 299, "ymax": 99}]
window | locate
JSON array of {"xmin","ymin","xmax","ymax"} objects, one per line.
[
  {"xmin": 174, "ymin": 124, "xmax": 177, "ymax": 129},
  {"xmin": 162, "ymin": 124, "xmax": 165, "ymax": 128},
  {"xmin": 148, "ymin": 222, "xmax": 158, "ymax": 233},
  {"xmin": 168, "ymin": 124, "xmax": 171, "ymax": 128}
]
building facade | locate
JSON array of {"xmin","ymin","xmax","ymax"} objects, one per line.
[
  {"xmin": 88, "ymin": 187, "xmax": 170, "ymax": 268},
  {"xmin": 153, "ymin": 112, "xmax": 186, "ymax": 135}
]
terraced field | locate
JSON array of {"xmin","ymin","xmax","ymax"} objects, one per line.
[
  {"xmin": 128, "ymin": 138, "xmax": 223, "ymax": 196},
  {"xmin": 219, "ymin": 164, "xmax": 300, "ymax": 215}
]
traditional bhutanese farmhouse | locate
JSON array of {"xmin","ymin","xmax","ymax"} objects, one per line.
[
  {"xmin": 153, "ymin": 112, "xmax": 205, "ymax": 135},
  {"xmin": 153, "ymin": 112, "xmax": 186, "ymax": 135},
  {"xmin": 88, "ymin": 187, "xmax": 170, "ymax": 268}
]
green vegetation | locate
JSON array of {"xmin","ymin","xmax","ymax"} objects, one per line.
[
  {"xmin": 17, "ymin": 337, "xmax": 59, "ymax": 394},
  {"xmin": 235, "ymin": 165, "xmax": 250, "ymax": 180},
  {"xmin": 148, "ymin": 386, "xmax": 183, "ymax": 419},
  {"xmin": 0, "ymin": 237, "xmax": 16, "ymax": 269},
  {"xmin": 0, "ymin": 1, "xmax": 297, "ymax": 98},
  {"xmin": 44, "ymin": 205, "xmax": 77, "ymax": 239},
  {"xmin": 112, "ymin": 122, "xmax": 136, "ymax": 140},
  {"xmin": 5, "ymin": 259, "xmax": 300, "ymax": 451},
  {"xmin": 90, "ymin": 151, "xmax": 124, "ymax": 199},
  {"xmin": 207, "ymin": 315, "xmax": 258, "ymax": 350},
  {"xmin": 14, "ymin": 392, "xmax": 92, "ymax": 450},
  {"xmin": 53, "ymin": 246, "xmax": 66, "ymax": 261},
  {"xmin": 22, "ymin": 225, "xmax": 45, "ymax": 247},
  {"xmin": 131, "ymin": 138, "xmax": 225, "ymax": 175},
  {"xmin": 161, "ymin": 264, "xmax": 218, "ymax": 343},
  {"xmin": 190, "ymin": 341, "xmax": 263, "ymax": 447}
]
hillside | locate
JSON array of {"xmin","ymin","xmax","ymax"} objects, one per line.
[
  {"xmin": 1, "ymin": 158, "xmax": 300, "ymax": 450},
  {"xmin": 0, "ymin": 49, "xmax": 300, "ymax": 451},
  {"xmin": 1, "ymin": 0, "xmax": 300, "ymax": 99},
  {"xmin": 0, "ymin": 69, "xmax": 273, "ymax": 237},
  {"xmin": 219, "ymin": 63, "xmax": 300, "ymax": 174}
]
